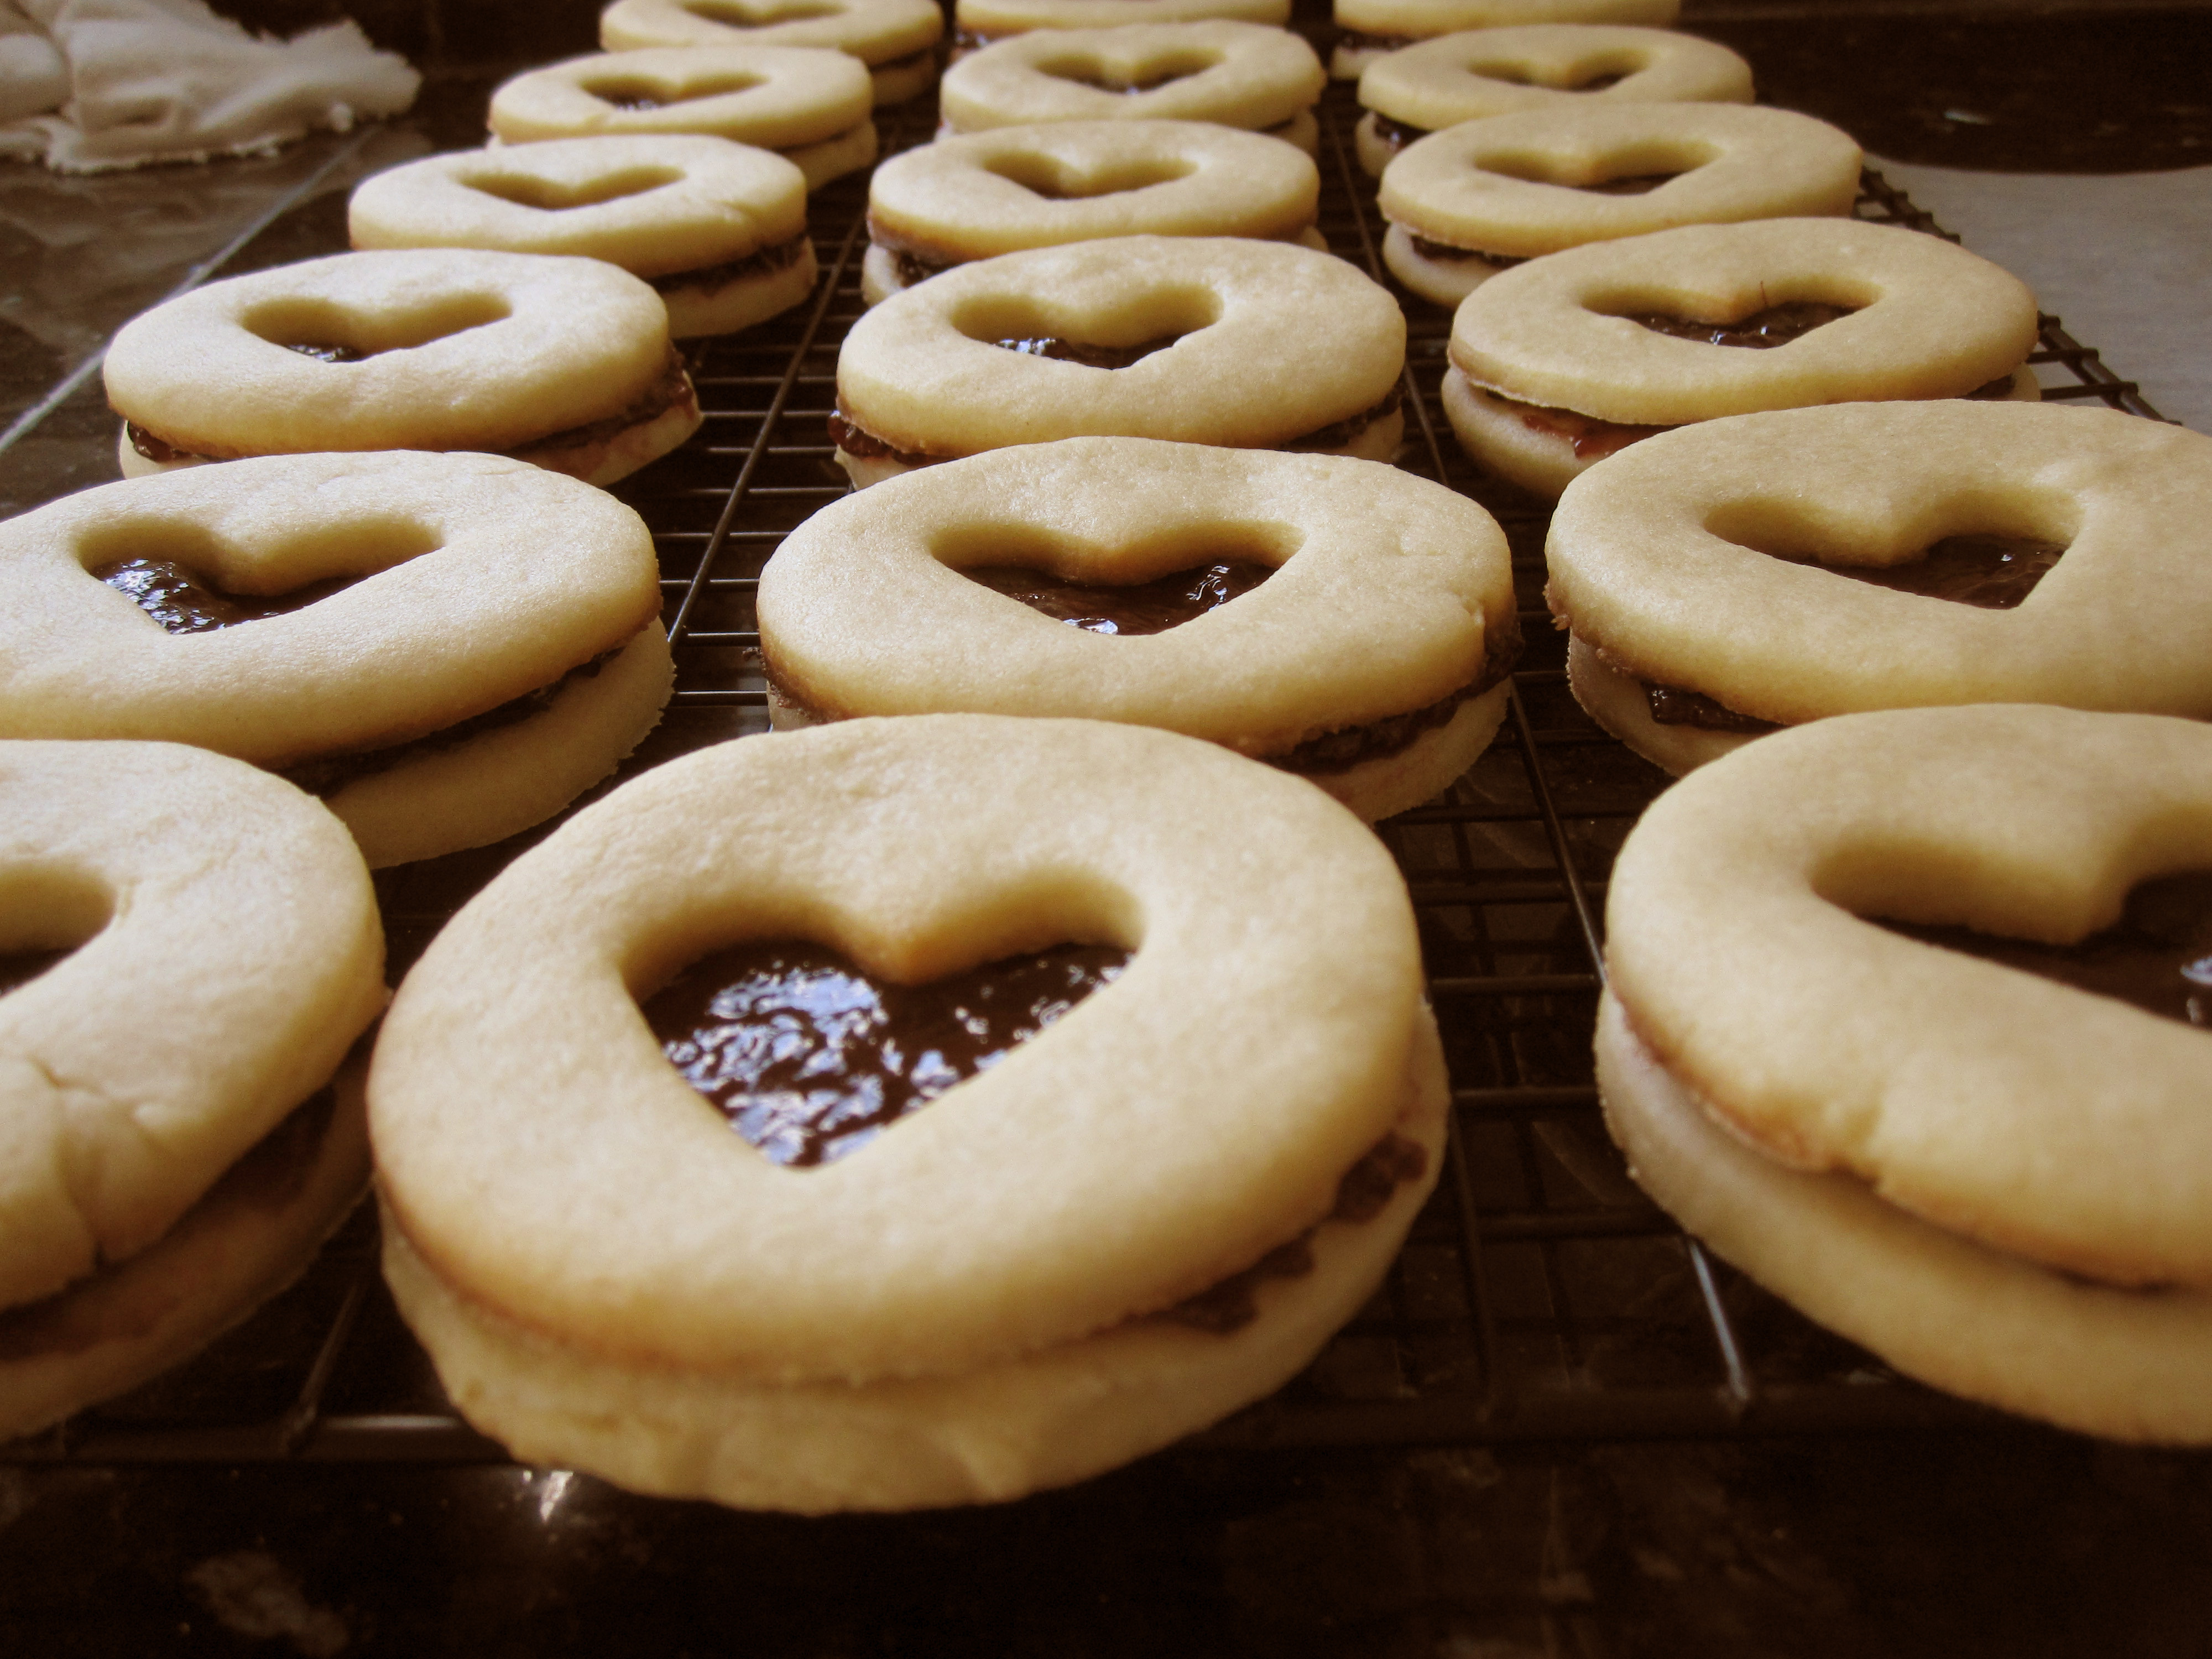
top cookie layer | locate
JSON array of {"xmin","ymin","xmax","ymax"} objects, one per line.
[
  {"xmin": 601, "ymin": 0, "xmax": 943, "ymax": 64},
  {"xmin": 1359, "ymin": 24, "xmax": 1751, "ymax": 131},
  {"xmin": 838, "ymin": 235, "xmax": 1404, "ymax": 453},
  {"xmin": 868, "ymin": 120, "xmax": 1318, "ymax": 260},
  {"xmin": 1605, "ymin": 703, "xmax": 2212, "ymax": 1291},
  {"xmin": 348, "ymin": 135, "xmax": 806, "ymax": 278},
  {"xmin": 1449, "ymin": 217, "xmax": 2038, "ymax": 423},
  {"xmin": 959, "ymin": 0, "xmax": 1291, "ymax": 34},
  {"xmin": 1339, "ymin": 0, "xmax": 1680, "ymax": 33},
  {"xmin": 370, "ymin": 714, "xmax": 1425, "ymax": 1383},
  {"xmin": 942, "ymin": 20, "xmax": 1325, "ymax": 132},
  {"xmin": 488, "ymin": 45, "xmax": 873, "ymax": 148},
  {"xmin": 1380, "ymin": 102, "xmax": 1861, "ymax": 257}
]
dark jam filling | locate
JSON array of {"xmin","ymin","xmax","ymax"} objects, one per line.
[
  {"xmin": 1337, "ymin": 29, "xmax": 1417, "ymax": 53},
  {"xmin": 994, "ymin": 333, "xmax": 1183, "ymax": 369},
  {"xmin": 0, "ymin": 948, "xmax": 70, "ymax": 998},
  {"xmin": 1644, "ymin": 683, "xmax": 1781, "ymax": 734},
  {"xmin": 1409, "ymin": 233, "xmax": 1527, "ymax": 270},
  {"xmin": 891, "ymin": 246, "xmax": 953, "ymax": 286},
  {"xmin": 1274, "ymin": 623, "xmax": 1520, "ymax": 775},
  {"xmin": 1369, "ymin": 113, "xmax": 1428, "ymax": 151},
  {"xmin": 284, "ymin": 341, "xmax": 367, "ymax": 363},
  {"xmin": 648, "ymin": 940, "xmax": 1130, "ymax": 1167},
  {"xmin": 96, "ymin": 557, "xmax": 355, "ymax": 634},
  {"xmin": 648, "ymin": 229, "xmax": 810, "ymax": 294},
  {"xmin": 966, "ymin": 560, "xmax": 1272, "ymax": 635},
  {"xmin": 1878, "ymin": 872, "xmax": 2212, "ymax": 1030},
  {"xmin": 1629, "ymin": 301, "xmax": 1856, "ymax": 350}
]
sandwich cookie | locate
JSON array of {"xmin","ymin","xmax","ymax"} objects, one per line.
[
  {"xmin": 371, "ymin": 714, "xmax": 1445, "ymax": 1510},
  {"xmin": 1378, "ymin": 102, "xmax": 1863, "ymax": 306},
  {"xmin": 0, "ymin": 740, "xmax": 383, "ymax": 1439},
  {"xmin": 1331, "ymin": 0, "xmax": 1681, "ymax": 79},
  {"xmin": 832, "ymin": 236, "xmax": 1406, "ymax": 486},
  {"xmin": 953, "ymin": 0, "xmax": 1290, "ymax": 61},
  {"xmin": 758, "ymin": 437, "xmax": 1521, "ymax": 821},
  {"xmin": 1356, "ymin": 24, "xmax": 1752, "ymax": 176},
  {"xmin": 600, "ymin": 0, "xmax": 945, "ymax": 105},
  {"xmin": 1444, "ymin": 216, "xmax": 2040, "ymax": 499},
  {"xmin": 941, "ymin": 20, "xmax": 1327, "ymax": 155},
  {"xmin": 0, "ymin": 452, "xmax": 674, "ymax": 868},
  {"xmin": 487, "ymin": 46, "xmax": 878, "ymax": 189},
  {"xmin": 348, "ymin": 136, "xmax": 816, "ymax": 339},
  {"xmin": 105, "ymin": 248, "xmax": 701, "ymax": 487},
  {"xmin": 1545, "ymin": 401, "xmax": 2212, "ymax": 774},
  {"xmin": 862, "ymin": 118, "xmax": 1323, "ymax": 305},
  {"xmin": 1598, "ymin": 705, "xmax": 2212, "ymax": 1441}
]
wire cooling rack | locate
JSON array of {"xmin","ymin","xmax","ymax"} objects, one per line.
[{"xmin": 0, "ymin": 83, "xmax": 2169, "ymax": 1465}]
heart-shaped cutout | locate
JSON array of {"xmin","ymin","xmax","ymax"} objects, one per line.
[{"xmin": 466, "ymin": 164, "xmax": 683, "ymax": 213}]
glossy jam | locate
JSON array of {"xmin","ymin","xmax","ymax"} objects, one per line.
[
  {"xmin": 1797, "ymin": 532, "xmax": 2064, "ymax": 608},
  {"xmin": 963, "ymin": 560, "xmax": 1271, "ymax": 635},
  {"xmin": 284, "ymin": 341, "xmax": 366, "ymax": 363},
  {"xmin": 1879, "ymin": 872, "xmax": 2212, "ymax": 1028},
  {"xmin": 993, "ymin": 335, "xmax": 1182, "ymax": 369},
  {"xmin": 1629, "ymin": 301, "xmax": 1855, "ymax": 349},
  {"xmin": 95, "ymin": 558, "xmax": 354, "ymax": 635},
  {"xmin": 647, "ymin": 940, "xmax": 1130, "ymax": 1167}
]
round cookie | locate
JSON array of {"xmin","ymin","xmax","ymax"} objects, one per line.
[
  {"xmin": 1378, "ymin": 103, "xmax": 1863, "ymax": 305},
  {"xmin": 487, "ymin": 46, "xmax": 878, "ymax": 189},
  {"xmin": 371, "ymin": 714, "xmax": 1443, "ymax": 1509},
  {"xmin": 1543, "ymin": 401, "xmax": 2212, "ymax": 774},
  {"xmin": 1331, "ymin": 0, "xmax": 1681, "ymax": 78},
  {"xmin": 1356, "ymin": 24, "xmax": 1752, "ymax": 176},
  {"xmin": 832, "ymin": 236, "xmax": 1406, "ymax": 485},
  {"xmin": 1444, "ymin": 217, "xmax": 2041, "ymax": 498},
  {"xmin": 0, "ymin": 451, "xmax": 675, "ymax": 868},
  {"xmin": 600, "ymin": 0, "xmax": 945, "ymax": 105},
  {"xmin": 955, "ymin": 0, "xmax": 1291, "ymax": 59},
  {"xmin": 862, "ymin": 119, "xmax": 1323, "ymax": 305},
  {"xmin": 758, "ymin": 437, "xmax": 1521, "ymax": 821},
  {"xmin": 348, "ymin": 136, "xmax": 816, "ymax": 339},
  {"xmin": 1601, "ymin": 706, "xmax": 2212, "ymax": 1323},
  {"xmin": 104, "ymin": 248, "xmax": 701, "ymax": 487},
  {"xmin": 941, "ymin": 20, "xmax": 1327, "ymax": 155},
  {"xmin": 0, "ymin": 739, "xmax": 383, "ymax": 1437}
]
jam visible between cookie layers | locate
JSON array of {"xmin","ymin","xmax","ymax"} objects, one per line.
[
  {"xmin": 1628, "ymin": 301, "xmax": 1855, "ymax": 349},
  {"xmin": 94, "ymin": 556, "xmax": 627, "ymax": 795},
  {"xmin": 994, "ymin": 332, "xmax": 1183, "ymax": 369},
  {"xmin": 647, "ymin": 939, "xmax": 1130, "ymax": 1167},
  {"xmin": 1370, "ymin": 87, "xmax": 1630, "ymax": 159},
  {"xmin": 963, "ymin": 559, "xmax": 1273, "ymax": 634},
  {"xmin": 1626, "ymin": 533, "xmax": 2066, "ymax": 731},
  {"xmin": 1876, "ymin": 871, "xmax": 2212, "ymax": 1030},
  {"xmin": 648, "ymin": 230, "xmax": 810, "ymax": 294},
  {"xmin": 124, "ymin": 347, "xmax": 697, "ymax": 468}
]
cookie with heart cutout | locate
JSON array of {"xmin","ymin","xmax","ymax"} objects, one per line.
[
  {"xmin": 371, "ymin": 714, "xmax": 1445, "ymax": 1510},
  {"xmin": 601, "ymin": 0, "xmax": 945, "ymax": 105},
  {"xmin": 1331, "ymin": 0, "xmax": 1681, "ymax": 79}
]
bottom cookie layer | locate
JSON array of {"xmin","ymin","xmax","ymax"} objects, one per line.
[
  {"xmin": 1311, "ymin": 677, "xmax": 1511, "ymax": 822},
  {"xmin": 660, "ymin": 241, "xmax": 820, "ymax": 338},
  {"xmin": 1381, "ymin": 223, "xmax": 1509, "ymax": 309},
  {"xmin": 382, "ymin": 1013, "xmax": 1447, "ymax": 1513},
  {"xmin": 1595, "ymin": 992, "xmax": 2212, "ymax": 1444},
  {"xmin": 1564, "ymin": 633, "xmax": 1756, "ymax": 776}
]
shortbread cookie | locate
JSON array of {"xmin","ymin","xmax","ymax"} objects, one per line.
[
  {"xmin": 487, "ymin": 46, "xmax": 878, "ymax": 188},
  {"xmin": 1544, "ymin": 401, "xmax": 2211, "ymax": 773},
  {"xmin": 601, "ymin": 0, "xmax": 945, "ymax": 105},
  {"xmin": 1356, "ymin": 24, "xmax": 1752, "ymax": 176},
  {"xmin": 954, "ymin": 0, "xmax": 1290, "ymax": 60},
  {"xmin": 372, "ymin": 714, "xmax": 1443, "ymax": 1510},
  {"xmin": 348, "ymin": 136, "xmax": 816, "ymax": 338},
  {"xmin": 832, "ymin": 236, "xmax": 1405, "ymax": 484},
  {"xmin": 1332, "ymin": 0, "xmax": 1680, "ymax": 78},
  {"xmin": 1444, "ymin": 217, "xmax": 2040, "ymax": 498},
  {"xmin": 0, "ymin": 740, "xmax": 383, "ymax": 1437},
  {"xmin": 0, "ymin": 452, "xmax": 674, "ymax": 868},
  {"xmin": 1599, "ymin": 707, "xmax": 2212, "ymax": 1431},
  {"xmin": 861, "ymin": 119, "xmax": 1322, "ymax": 305},
  {"xmin": 759, "ymin": 438, "xmax": 1520, "ymax": 820},
  {"xmin": 105, "ymin": 248, "xmax": 701, "ymax": 487},
  {"xmin": 942, "ymin": 21, "xmax": 1327, "ymax": 155},
  {"xmin": 1379, "ymin": 103, "xmax": 1861, "ymax": 305}
]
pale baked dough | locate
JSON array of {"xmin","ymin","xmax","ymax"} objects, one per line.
[
  {"xmin": 1378, "ymin": 103, "xmax": 1863, "ymax": 305},
  {"xmin": 1597, "ymin": 993, "xmax": 2212, "ymax": 1444},
  {"xmin": 601, "ymin": 0, "xmax": 945, "ymax": 105},
  {"xmin": 941, "ymin": 20, "xmax": 1325, "ymax": 142},
  {"xmin": 758, "ymin": 437, "xmax": 1517, "ymax": 818},
  {"xmin": 1331, "ymin": 0, "xmax": 1681, "ymax": 77},
  {"xmin": 861, "ymin": 119, "xmax": 1319, "ymax": 304},
  {"xmin": 487, "ymin": 46, "xmax": 879, "ymax": 188},
  {"xmin": 835, "ymin": 236, "xmax": 1404, "ymax": 469},
  {"xmin": 0, "ymin": 452, "xmax": 672, "ymax": 867},
  {"xmin": 1355, "ymin": 24, "xmax": 1752, "ymax": 174},
  {"xmin": 958, "ymin": 0, "xmax": 1291, "ymax": 48},
  {"xmin": 1603, "ymin": 705, "xmax": 2212, "ymax": 1290},
  {"xmin": 0, "ymin": 740, "xmax": 381, "ymax": 1314},
  {"xmin": 347, "ymin": 135, "xmax": 816, "ymax": 338},
  {"xmin": 104, "ymin": 248, "xmax": 698, "ymax": 482},
  {"xmin": 1543, "ymin": 401, "xmax": 2212, "ymax": 760},
  {"xmin": 371, "ymin": 714, "xmax": 1429, "ymax": 1387}
]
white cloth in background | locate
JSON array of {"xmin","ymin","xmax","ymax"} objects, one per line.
[{"xmin": 0, "ymin": 0, "xmax": 418, "ymax": 173}]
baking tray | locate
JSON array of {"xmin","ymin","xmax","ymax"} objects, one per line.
[{"xmin": 0, "ymin": 81, "xmax": 2168, "ymax": 1466}]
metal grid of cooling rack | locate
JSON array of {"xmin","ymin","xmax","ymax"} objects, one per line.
[{"xmin": 0, "ymin": 82, "xmax": 2169, "ymax": 1465}]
